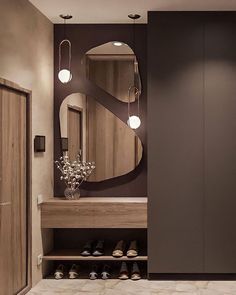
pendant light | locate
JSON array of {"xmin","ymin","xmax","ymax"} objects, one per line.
[
  {"xmin": 58, "ymin": 14, "xmax": 73, "ymax": 84},
  {"xmin": 127, "ymin": 86, "xmax": 141, "ymax": 130},
  {"xmin": 127, "ymin": 14, "xmax": 141, "ymax": 129}
]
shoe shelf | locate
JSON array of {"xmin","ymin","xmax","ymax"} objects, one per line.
[
  {"xmin": 41, "ymin": 197, "xmax": 147, "ymax": 229},
  {"xmin": 43, "ymin": 249, "xmax": 147, "ymax": 261}
]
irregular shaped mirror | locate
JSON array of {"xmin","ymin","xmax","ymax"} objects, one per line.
[
  {"xmin": 85, "ymin": 42, "xmax": 141, "ymax": 102},
  {"xmin": 60, "ymin": 93, "xmax": 143, "ymax": 182}
]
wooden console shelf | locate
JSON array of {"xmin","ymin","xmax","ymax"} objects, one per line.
[
  {"xmin": 43, "ymin": 249, "xmax": 147, "ymax": 261},
  {"xmin": 41, "ymin": 197, "xmax": 147, "ymax": 228}
]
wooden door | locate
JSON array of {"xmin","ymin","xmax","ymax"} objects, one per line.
[
  {"xmin": 0, "ymin": 82, "xmax": 28, "ymax": 294},
  {"xmin": 68, "ymin": 106, "xmax": 82, "ymax": 161}
]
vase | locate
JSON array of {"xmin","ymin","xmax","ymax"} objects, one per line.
[{"xmin": 64, "ymin": 187, "xmax": 80, "ymax": 200}]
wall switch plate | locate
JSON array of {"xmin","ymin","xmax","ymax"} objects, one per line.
[
  {"xmin": 37, "ymin": 254, "xmax": 43, "ymax": 266},
  {"xmin": 34, "ymin": 135, "xmax": 46, "ymax": 152},
  {"xmin": 37, "ymin": 194, "xmax": 43, "ymax": 205}
]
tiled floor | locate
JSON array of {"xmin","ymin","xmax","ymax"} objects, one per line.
[{"xmin": 27, "ymin": 279, "xmax": 236, "ymax": 295}]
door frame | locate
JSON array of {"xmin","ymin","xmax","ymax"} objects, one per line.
[
  {"xmin": 0, "ymin": 78, "xmax": 32, "ymax": 295},
  {"xmin": 67, "ymin": 104, "xmax": 83, "ymax": 155}
]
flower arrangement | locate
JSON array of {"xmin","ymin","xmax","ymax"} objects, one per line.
[{"xmin": 55, "ymin": 151, "xmax": 95, "ymax": 199}]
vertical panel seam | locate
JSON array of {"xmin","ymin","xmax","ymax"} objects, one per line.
[{"xmin": 202, "ymin": 18, "xmax": 206, "ymax": 273}]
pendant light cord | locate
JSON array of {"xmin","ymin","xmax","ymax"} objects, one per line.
[
  {"xmin": 63, "ymin": 18, "xmax": 66, "ymax": 39},
  {"xmin": 128, "ymin": 86, "xmax": 140, "ymax": 118},
  {"xmin": 59, "ymin": 39, "xmax": 72, "ymax": 72},
  {"xmin": 133, "ymin": 18, "xmax": 135, "ymax": 53},
  {"xmin": 59, "ymin": 17, "xmax": 71, "ymax": 72}
]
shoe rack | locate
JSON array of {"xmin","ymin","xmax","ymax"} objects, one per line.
[
  {"xmin": 41, "ymin": 197, "xmax": 147, "ymax": 279},
  {"xmin": 43, "ymin": 229, "xmax": 147, "ymax": 263}
]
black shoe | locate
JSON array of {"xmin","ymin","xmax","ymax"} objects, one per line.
[
  {"xmin": 118, "ymin": 262, "xmax": 129, "ymax": 280},
  {"xmin": 93, "ymin": 240, "xmax": 104, "ymax": 256},
  {"xmin": 101, "ymin": 264, "xmax": 111, "ymax": 280},
  {"xmin": 131, "ymin": 262, "xmax": 141, "ymax": 280},
  {"xmin": 89, "ymin": 264, "xmax": 99, "ymax": 280},
  {"xmin": 81, "ymin": 240, "xmax": 93, "ymax": 256}
]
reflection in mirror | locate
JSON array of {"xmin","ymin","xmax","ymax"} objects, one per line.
[
  {"xmin": 85, "ymin": 42, "xmax": 141, "ymax": 103},
  {"xmin": 60, "ymin": 93, "xmax": 143, "ymax": 182}
]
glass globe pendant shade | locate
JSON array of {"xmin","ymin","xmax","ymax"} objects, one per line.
[
  {"xmin": 127, "ymin": 115, "xmax": 141, "ymax": 129},
  {"xmin": 58, "ymin": 69, "xmax": 72, "ymax": 83}
]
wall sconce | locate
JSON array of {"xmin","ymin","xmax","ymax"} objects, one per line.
[
  {"xmin": 34, "ymin": 136, "xmax": 46, "ymax": 152},
  {"xmin": 58, "ymin": 14, "xmax": 73, "ymax": 84}
]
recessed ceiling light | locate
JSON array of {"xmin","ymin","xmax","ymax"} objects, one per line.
[{"xmin": 113, "ymin": 41, "xmax": 123, "ymax": 47}]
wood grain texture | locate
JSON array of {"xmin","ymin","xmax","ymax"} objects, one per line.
[
  {"xmin": 86, "ymin": 96, "xmax": 142, "ymax": 182},
  {"xmin": 87, "ymin": 55, "xmax": 136, "ymax": 103},
  {"xmin": 0, "ymin": 203, "xmax": 12, "ymax": 295},
  {"xmin": 68, "ymin": 106, "xmax": 82, "ymax": 161},
  {"xmin": 0, "ymin": 78, "xmax": 31, "ymax": 295},
  {"xmin": 43, "ymin": 249, "xmax": 147, "ymax": 261},
  {"xmin": 0, "ymin": 85, "xmax": 27, "ymax": 294},
  {"xmin": 41, "ymin": 197, "xmax": 147, "ymax": 228}
]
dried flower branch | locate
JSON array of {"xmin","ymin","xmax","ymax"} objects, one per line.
[{"xmin": 55, "ymin": 151, "xmax": 95, "ymax": 198}]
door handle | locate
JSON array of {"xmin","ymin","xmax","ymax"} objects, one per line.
[{"xmin": 0, "ymin": 202, "xmax": 11, "ymax": 206}]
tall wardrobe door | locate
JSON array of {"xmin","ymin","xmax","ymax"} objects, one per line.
[
  {"xmin": 148, "ymin": 13, "xmax": 205, "ymax": 274},
  {"xmin": 204, "ymin": 14, "xmax": 236, "ymax": 272},
  {"xmin": 0, "ymin": 85, "xmax": 27, "ymax": 294}
]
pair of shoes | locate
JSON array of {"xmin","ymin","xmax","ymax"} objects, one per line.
[
  {"xmin": 112, "ymin": 240, "xmax": 138, "ymax": 258},
  {"xmin": 81, "ymin": 240, "xmax": 104, "ymax": 257},
  {"xmin": 54, "ymin": 264, "xmax": 79, "ymax": 279},
  {"xmin": 118, "ymin": 262, "xmax": 141, "ymax": 281},
  {"xmin": 89, "ymin": 264, "xmax": 111, "ymax": 280}
]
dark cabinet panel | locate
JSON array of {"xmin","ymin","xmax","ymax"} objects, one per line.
[
  {"xmin": 204, "ymin": 15, "xmax": 236, "ymax": 273},
  {"xmin": 148, "ymin": 13, "xmax": 205, "ymax": 273},
  {"xmin": 148, "ymin": 12, "xmax": 236, "ymax": 275}
]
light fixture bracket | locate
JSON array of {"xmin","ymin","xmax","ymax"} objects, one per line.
[
  {"xmin": 60, "ymin": 14, "xmax": 73, "ymax": 20},
  {"xmin": 128, "ymin": 14, "xmax": 141, "ymax": 20}
]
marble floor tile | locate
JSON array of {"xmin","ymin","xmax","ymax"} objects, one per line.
[{"xmin": 27, "ymin": 279, "xmax": 236, "ymax": 295}]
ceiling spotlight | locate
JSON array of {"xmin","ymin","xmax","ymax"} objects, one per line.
[{"xmin": 113, "ymin": 41, "xmax": 123, "ymax": 47}]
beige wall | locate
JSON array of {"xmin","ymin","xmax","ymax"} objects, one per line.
[{"xmin": 0, "ymin": 0, "xmax": 53, "ymax": 286}]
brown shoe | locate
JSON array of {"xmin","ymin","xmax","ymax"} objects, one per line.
[
  {"xmin": 127, "ymin": 240, "xmax": 138, "ymax": 258},
  {"xmin": 118, "ymin": 262, "xmax": 129, "ymax": 280},
  {"xmin": 131, "ymin": 262, "xmax": 141, "ymax": 280},
  {"xmin": 112, "ymin": 240, "xmax": 126, "ymax": 258}
]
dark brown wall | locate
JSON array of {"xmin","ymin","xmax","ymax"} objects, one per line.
[
  {"xmin": 54, "ymin": 24, "xmax": 147, "ymax": 197},
  {"xmin": 148, "ymin": 12, "xmax": 236, "ymax": 275}
]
